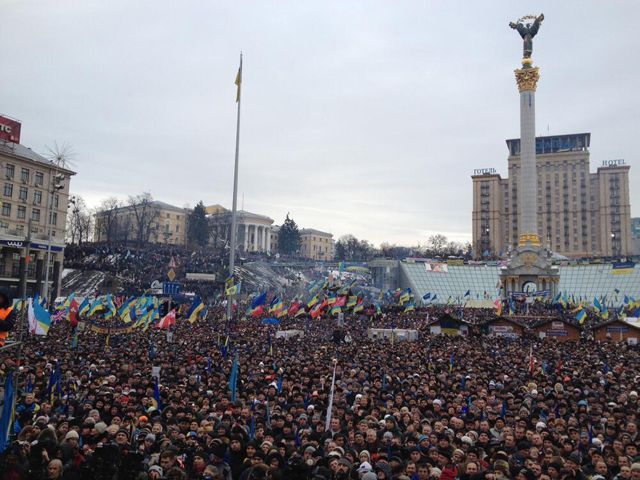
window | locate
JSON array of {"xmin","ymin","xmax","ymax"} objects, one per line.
[
  {"xmin": 31, "ymin": 208, "xmax": 40, "ymax": 221},
  {"xmin": 5, "ymin": 164, "xmax": 14, "ymax": 178},
  {"xmin": 49, "ymin": 212, "xmax": 57, "ymax": 225},
  {"xmin": 21, "ymin": 168, "xmax": 29, "ymax": 183},
  {"xmin": 51, "ymin": 230, "xmax": 56, "ymax": 237},
  {"xmin": 17, "ymin": 205, "xmax": 26, "ymax": 219},
  {"xmin": 166, "ymin": 213, "xmax": 170, "ymax": 218},
  {"xmin": 2, "ymin": 203, "xmax": 11, "ymax": 217},
  {"xmin": 33, "ymin": 190, "xmax": 42, "ymax": 205},
  {"xmin": 16, "ymin": 224, "xmax": 24, "ymax": 236},
  {"xmin": 176, "ymin": 224, "xmax": 179, "ymax": 232},
  {"xmin": 3, "ymin": 184, "xmax": 12, "ymax": 197},
  {"xmin": 35, "ymin": 172, "xmax": 44, "ymax": 186},
  {"xmin": 19, "ymin": 186, "xmax": 28, "ymax": 201},
  {"xmin": 54, "ymin": 194, "xmax": 59, "ymax": 208}
]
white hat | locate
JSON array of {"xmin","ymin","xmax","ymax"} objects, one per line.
[
  {"xmin": 357, "ymin": 461, "xmax": 373, "ymax": 473},
  {"xmin": 536, "ymin": 421, "xmax": 546, "ymax": 429}
]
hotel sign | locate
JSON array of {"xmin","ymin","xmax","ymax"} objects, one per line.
[
  {"xmin": 473, "ymin": 168, "xmax": 497, "ymax": 175},
  {"xmin": 602, "ymin": 159, "xmax": 625, "ymax": 167},
  {"xmin": 0, "ymin": 115, "xmax": 21, "ymax": 143}
]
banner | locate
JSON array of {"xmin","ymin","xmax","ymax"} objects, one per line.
[
  {"xmin": 612, "ymin": 261, "xmax": 635, "ymax": 275},
  {"xmin": 425, "ymin": 263, "xmax": 448, "ymax": 273}
]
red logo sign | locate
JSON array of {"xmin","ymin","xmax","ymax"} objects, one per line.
[{"xmin": 0, "ymin": 115, "xmax": 21, "ymax": 143}]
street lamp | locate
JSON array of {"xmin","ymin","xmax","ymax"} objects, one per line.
[
  {"xmin": 42, "ymin": 173, "xmax": 65, "ymax": 302},
  {"xmin": 611, "ymin": 232, "xmax": 617, "ymax": 258}
]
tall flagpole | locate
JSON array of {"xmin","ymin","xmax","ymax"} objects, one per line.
[{"xmin": 227, "ymin": 53, "xmax": 242, "ymax": 322}]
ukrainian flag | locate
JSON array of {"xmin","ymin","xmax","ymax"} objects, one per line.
[
  {"xmin": 593, "ymin": 297, "xmax": 603, "ymax": 313},
  {"xmin": 399, "ymin": 291, "xmax": 410, "ymax": 305},
  {"xmin": 88, "ymin": 297, "xmax": 104, "ymax": 316},
  {"xmin": 575, "ymin": 309, "xmax": 587, "ymax": 324},
  {"xmin": 307, "ymin": 295, "xmax": 318, "ymax": 308},
  {"xmin": 188, "ymin": 297, "xmax": 205, "ymax": 324}
]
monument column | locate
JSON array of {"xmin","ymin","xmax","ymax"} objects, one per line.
[{"xmin": 515, "ymin": 63, "xmax": 541, "ymax": 247}]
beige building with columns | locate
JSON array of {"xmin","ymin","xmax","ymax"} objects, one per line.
[
  {"xmin": 0, "ymin": 119, "xmax": 75, "ymax": 298},
  {"xmin": 472, "ymin": 133, "xmax": 632, "ymax": 259},
  {"xmin": 206, "ymin": 205, "xmax": 274, "ymax": 253}
]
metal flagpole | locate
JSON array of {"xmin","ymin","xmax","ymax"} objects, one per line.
[
  {"xmin": 227, "ymin": 52, "xmax": 242, "ymax": 322},
  {"xmin": 325, "ymin": 358, "xmax": 338, "ymax": 431}
]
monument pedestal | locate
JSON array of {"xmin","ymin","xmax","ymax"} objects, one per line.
[{"xmin": 500, "ymin": 240, "xmax": 559, "ymax": 298}]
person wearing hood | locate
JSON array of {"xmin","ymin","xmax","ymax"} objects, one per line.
[{"xmin": 0, "ymin": 288, "xmax": 16, "ymax": 347}]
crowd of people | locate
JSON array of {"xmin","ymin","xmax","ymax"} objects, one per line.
[
  {"xmin": 1, "ymin": 284, "xmax": 639, "ymax": 480},
  {"xmin": 64, "ymin": 244, "xmax": 228, "ymax": 298}
]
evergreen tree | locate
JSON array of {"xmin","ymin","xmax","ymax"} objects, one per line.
[
  {"xmin": 187, "ymin": 201, "xmax": 210, "ymax": 246},
  {"xmin": 278, "ymin": 213, "xmax": 301, "ymax": 255}
]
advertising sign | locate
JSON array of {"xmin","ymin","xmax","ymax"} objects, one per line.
[{"xmin": 0, "ymin": 115, "xmax": 21, "ymax": 143}]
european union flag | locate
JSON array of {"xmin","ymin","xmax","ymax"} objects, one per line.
[
  {"xmin": 251, "ymin": 292, "xmax": 267, "ymax": 309},
  {"xmin": 422, "ymin": 292, "xmax": 431, "ymax": 301}
]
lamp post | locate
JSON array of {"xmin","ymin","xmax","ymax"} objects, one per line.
[
  {"xmin": 611, "ymin": 232, "xmax": 617, "ymax": 258},
  {"xmin": 41, "ymin": 171, "xmax": 65, "ymax": 302}
]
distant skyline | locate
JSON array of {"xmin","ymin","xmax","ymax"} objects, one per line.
[{"xmin": 2, "ymin": 1, "xmax": 638, "ymax": 246}]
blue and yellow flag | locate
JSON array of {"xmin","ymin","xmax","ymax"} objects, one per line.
[
  {"xmin": 593, "ymin": 297, "xmax": 603, "ymax": 313},
  {"xmin": 187, "ymin": 296, "xmax": 204, "ymax": 323}
]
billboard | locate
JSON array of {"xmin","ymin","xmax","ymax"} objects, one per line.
[{"xmin": 0, "ymin": 115, "xmax": 21, "ymax": 143}]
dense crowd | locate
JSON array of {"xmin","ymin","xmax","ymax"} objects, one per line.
[
  {"xmin": 64, "ymin": 244, "xmax": 228, "ymax": 298},
  {"xmin": 1, "ymin": 285, "xmax": 639, "ymax": 480}
]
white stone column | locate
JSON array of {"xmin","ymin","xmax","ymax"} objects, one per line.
[
  {"xmin": 244, "ymin": 224, "xmax": 249, "ymax": 250},
  {"xmin": 515, "ymin": 66, "xmax": 540, "ymax": 242},
  {"xmin": 259, "ymin": 226, "xmax": 264, "ymax": 252},
  {"xmin": 251, "ymin": 224, "xmax": 258, "ymax": 252},
  {"xmin": 266, "ymin": 227, "xmax": 271, "ymax": 253}
]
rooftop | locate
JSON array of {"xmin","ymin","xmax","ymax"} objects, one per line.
[
  {"xmin": 0, "ymin": 140, "xmax": 76, "ymax": 175},
  {"xmin": 300, "ymin": 228, "xmax": 333, "ymax": 237}
]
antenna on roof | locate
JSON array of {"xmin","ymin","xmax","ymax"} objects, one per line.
[{"xmin": 45, "ymin": 141, "xmax": 76, "ymax": 169}]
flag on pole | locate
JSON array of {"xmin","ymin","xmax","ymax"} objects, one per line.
[
  {"xmin": 0, "ymin": 373, "xmax": 15, "ymax": 453},
  {"xmin": 235, "ymin": 54, "xmax": 242, "ymax": 102},
  {"xmin": 229, "ymin": 352, "xmax": 239, "ymax": 402},
  {"xmin": 28, "ymin": 296, "xmax": 51, "ymax": 335},
  {"xmin": 157, "ymin": 309, "xmax": 176, "ymax": 329},
  {"xmin": 187, "ymin": 297, "xmax": 205, "ymax": 324},
  {"xmin": 529, "ymin": 345, "xmax": 535, "ymax": 375},
  {"xmin": 68, "ymin": 298, "xmax": 79, "ymax": 328},
  {"xmin": 251, "ymin": 292, "xmax": 267, "ymax": 309},
  {"xmin": 325, "ymin": 360, "xmax": 338, "ymax": 431}
]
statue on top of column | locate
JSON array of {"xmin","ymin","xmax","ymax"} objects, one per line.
[{"xmin": 509, "ymin": 14, "xmax": 544, "ymax": 61}]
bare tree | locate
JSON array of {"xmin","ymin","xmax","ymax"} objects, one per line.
[
  {"xmin": 66, "ymin": 195, "xmax": 93, "ymax": 245},
  {"xmin": 128, "ymin": 192, "xmax": 160, "ymax": 248},
  {"xmin": 96, "ymin": 197, "xmax": 122, "ymax": 245}
]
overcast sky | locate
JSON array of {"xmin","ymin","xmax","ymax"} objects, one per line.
[{"xmin": 2, "ymin": 1, "xmax": 638, "ymax": 247}]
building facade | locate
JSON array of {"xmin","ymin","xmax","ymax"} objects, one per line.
[
  {"xmin": 299, "ymin": 228, "xmax": 334, "ymax": 261},
  {"xmin": 94, "ymin": 200, "xmax": 188, "ymax": 245},
  {"xmin": 0, "ymin": 115, "xmax": 75, "ymax": 297},
  {"xmin": 207, "ymin": 205, "xmax": 273, "ymax": 253},
  {"xmin": 631, "ymin": 217, "xmax": 640, "ymax": 255},
  {"xmin": 472, "ymin": 134, "xmax": 632, "ymax": 258}
]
